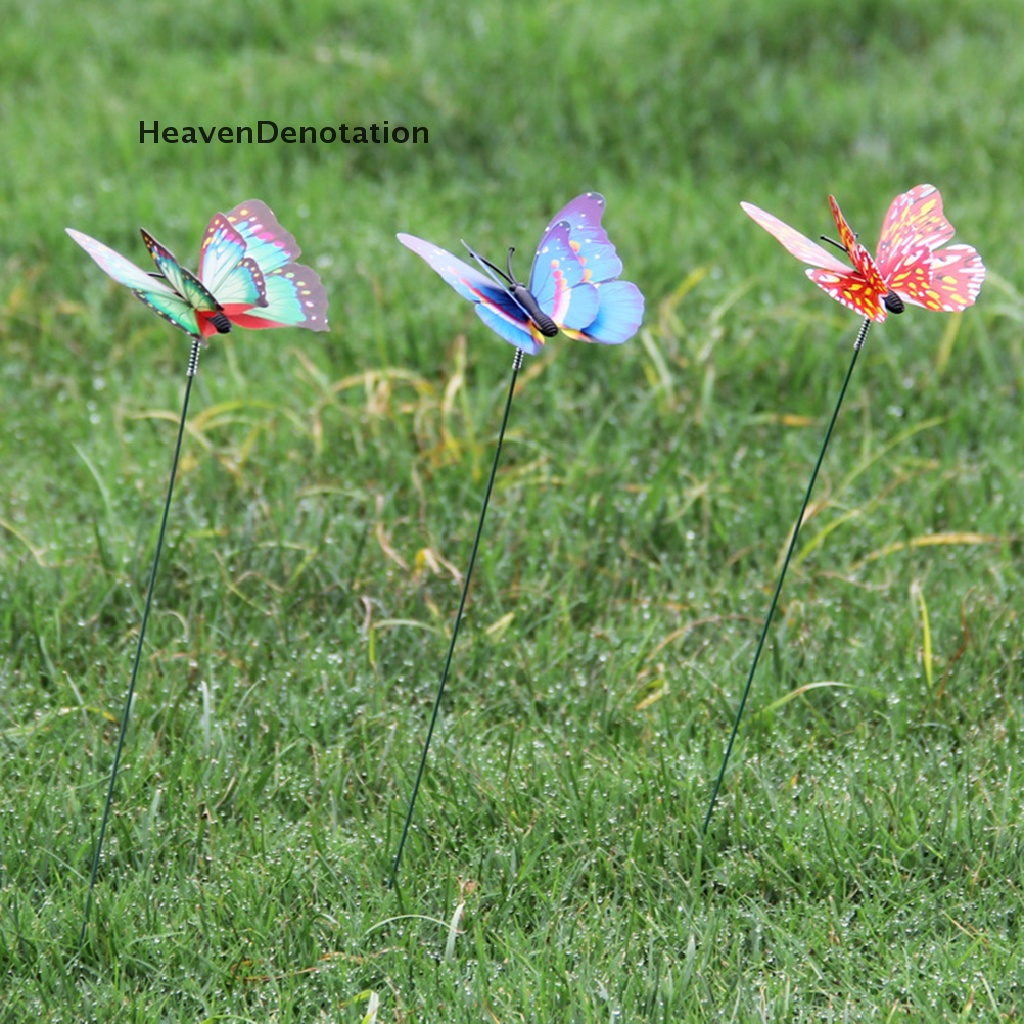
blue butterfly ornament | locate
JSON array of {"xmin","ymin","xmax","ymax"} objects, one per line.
[{"xmin": 398, "ymin": 192, "xmax": 644, "ymax": 354}]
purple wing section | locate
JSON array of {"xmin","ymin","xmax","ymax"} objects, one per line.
[
  {"xmin": 537, "ymin": 192, "xmax": 644, "ymax": 343},
  {"xmin": 399, "ymin": 233, "xmax": 504, "ymax": 304},
  {"xmin": 537, "ymin": 192, "xmax": 623, "ymax": 284},
  {"xmin": 398, "ymin": 232, "xmax": 541, "ymax": 353}
]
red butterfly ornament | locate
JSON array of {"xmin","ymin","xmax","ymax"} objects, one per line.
[{"xmin": 742, "ymin": 184, "xmax": 985, "ymax": 322}]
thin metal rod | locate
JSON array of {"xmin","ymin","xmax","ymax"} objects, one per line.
[
  {"xmin": 703, "ymin": 318, "xmax": 871, "ymax": 834},
  {"xmin": 389, "ymin": 347, "xmax": 524, "ymax": 887},
  {"xmin": 79, "ymin": 337, "xmax": 202, "ymax": 948}
]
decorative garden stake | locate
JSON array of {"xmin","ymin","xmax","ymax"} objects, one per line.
[
  {"xmin": 68, "ymin": 200, "xmax": 328, "ymax": 946},
  {"xmin": 392, "ymin": 193, "xmax": 644, "ymax": 885},
  {"xmin": 703, "ymin": 184, "xmax": 985, "ymax": 833}
]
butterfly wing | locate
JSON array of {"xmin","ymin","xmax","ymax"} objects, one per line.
[
  {"xmin": 876, "ymin": 184, "xmax": 955, "ymax": 269},
  {"xmin": 224, "ymin": 199, "xmax": 300, "ymax": 274},
  {"xmin": 66, "ymin": 227, "xmax": 202, "ymax": 338},
  {"xmin": 217, "ymin": 200, "xmax": 329, "ymax": 332},
  {"xmin": 528, "ymin": 221, "xmax": 599, "ymax": 331},
  {"xmin": 199, "ymin": 214, "xmax": 267, "ymax": 310},
  {"xmin": 472, "ymin": 304, "xmax": 547, "ymax": 353},
  {"xmin": 67, "ymin": 228, "xmax": 177, "ymax": 294},
  {"xmin": 875, "ymin": 184, "xmax": 985, "ymax": 312},
  {"xmin": 895, "ymin": 244, "xmax": 986, "ymax": 313},
  {"xmin": 398, "ymin": 232, "xmax": 543, "ymax": 354},
  {"xmin": 540, "ymin": 192, "xmax": 623, "ymax": 283},
  {"xmin": 225, "ymin": 266, "xmax": 329, "ymax": 332},
  {"xmin": 826, "ymin": 195, "xmax": 889, "ymax": 320},
  {"xmin": 741, "ymin": 201, "xmax": 850, "ymax": 273},
  {"xmin": 562, "ymin": 280, "xmax": 645, "ymax": 345},
  {"xmin": 803, "ymin": 266, "xmax": 886, "ymax": 321},
  {"xmin": 532, "ymin": 194, "xmax": 644, "ymax": 344},
  {"xmin": 141, "ymin": 230, "xmax": 220, "ymax": 313},
  {"xmin": 743, "ymin": 199, "xmax": 888, "ymax": 321}
]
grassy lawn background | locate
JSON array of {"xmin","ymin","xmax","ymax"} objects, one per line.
[{"xmin": 2, "ymin": 0, "xmax": 1022, "ymax": 1019}]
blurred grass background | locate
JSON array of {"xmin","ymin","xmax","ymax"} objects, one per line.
[{"xmin": 2, "ymin": 0, "xmax": 1022, "ymax": 1019}]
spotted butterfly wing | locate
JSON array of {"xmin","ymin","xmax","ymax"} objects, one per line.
[
  {"xmin": 539, "ymin": 192, "xmax": 645, "ymax": 343},
  {"xmin": 819, "ymin": 195, "xmax": 892, "ymax": 319},
  {"xmin": 196, "ymin": 215, "xmax": 267, "ymax": 313},
  {"xmin": 873, "ymin": 184, "xmax": 985, "ymax": 314},
  {"xmin": 219, "ymin": 200, "xmax": 329, "ymax": 332},
  {"xmin": 914, "ymin": 245, "xmax": 986, "ymax": 313},
  {"xmin": 520, "ymin": 220, "xmax": 601, "ymax": 335},
  {"xmin": 542, "ymin": 192, "xmax": 623, "ymax": 282},
  {"xmin": 141, "ymin": 232, "xmax": 219, "ymax": 313},
  {"xmin": 877, "ymin": 183, "xmax": 954, "ymax": 257}
]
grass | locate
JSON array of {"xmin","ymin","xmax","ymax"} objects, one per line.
[{"xmin": 2, "ymin": 0, "xmax": 1023, "ymax": 1019}]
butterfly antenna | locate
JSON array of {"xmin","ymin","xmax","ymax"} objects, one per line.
[
  {"xmin": 462, "ymin": 241, "xmax": 513, "ymax": 285},
  {"xmin": 79, "ymin": 336, "xmax": 203, "ymax": 949},
  {"xmin": 389, "ymin": 347, "xmax": 525, "ymax": 889},
  {"xmin": 820, "ymin": 235, "xmax": 846, "ymax": 255},
  {"xmin": 703, "ymin": 318, "xmax": 871, "ymax": 834}
]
